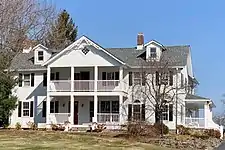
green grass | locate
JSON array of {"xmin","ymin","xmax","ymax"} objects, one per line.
[{"xmin": 0, "ymin": 130, "xmax": 170, "ymax": 150}]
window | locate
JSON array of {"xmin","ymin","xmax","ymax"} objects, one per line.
[
  {"xmin": 128, "ymin": 100, "xmax": 145, "ymax": 121},
  {"xmin": 112, "ymin": 101, "xmax": 119, "ymax": 113},
  {"xmin": 23, "ymin": 102, "xmax": 29, "ymax": 116},
  {"xmin": 160, "ymin": 72, "xmax": 169, "ymax": 85},
  {"xmin": 162, "ymin": 104, "xmax": 173, "ymax": 121},
  {"xmin": 102, "ymin": 72, "xmax": 119, "ymax": 86},
  {"xmin": 162, "ymin": 105, "xmax": 168, "ymax": 120},
  {"xmin": 50, "ymin": 101, "xmax": 59, "ymax": 113},
  {"xmin": 133, "ymin": 105, "xmax": 141, "ymax": 121},
  {"xmin": 134, "ymin": 72, "xmax": 141, "ymax": 85},
  {"xmin": 38, "ymin": 51, "xmax": 44, "ymax": 61},
  {"xmin": 43, "ymin": 73, "xmax": 47, "ymax": 87},
  {"xmin": 100, "ymin": 101, "xmax": 110, "ymax": 113},
  {"xmin": 24, "ymin": 74, "xmax": 30, "ymax": 86},
  {"xmin": 90, "ymin": 101, "xmax": 94, "ymax": 122},
  {"xmin": 150, "ymin": 48, "xmax": 157, "ymax": 58}
]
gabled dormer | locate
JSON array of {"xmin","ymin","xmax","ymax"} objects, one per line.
[{"xmin": 33, "ymin": 44, "xmax": 52, "ymax": 65}]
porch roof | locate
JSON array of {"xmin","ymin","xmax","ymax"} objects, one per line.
[{"xmin": 185, "ymin": 94, "xmax": 216, "ymax": 108}]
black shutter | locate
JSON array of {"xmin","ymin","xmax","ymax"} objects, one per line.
[
  {"xmin": 19, "ymin": 73, "xmax": 22, "ymax": 87},
  {"xmin": 31, "ymin": 73, "xmax": 34, "ymax": 87},
  {"xmin": 169, "ymin": 71, "xmax": 173, "ymax": 86},
  {"xmin": 30, "ymin": 101, "xmax": 34, "ymax": 117},
  {"xmin": 129, "ymin": 72, "xmax": 133, "ymax": 86},
  {"xmin": 115, "ymin": 72, "xmax": 119, "ymax": 80},
  {"xmin": 56, "ymin": 72, "xmax": 59, "ymax": 80},
  {"xmin": 141, "ymin": 104, "xmax": 145, "ymax": 121},
  {"xmin": 50, "ymin": 102, "xmax": 54, "ymax": 113},
  {"xmin": 169, "ymin": 104, "xmax": 173, "ymax": 121},
  {"xmin": 18, "ymin": 101, "xmax": 22, "ymax": 117},
  {"xmin": 128, "ymin": 104, "xmax": 132, "ymax": 121},
  {"xmin": 142, "ymin": 71, "xmax": 146, "ymax": 86},
  {"xmin": 42, "ymin": 101, "xmax": 46, "ymax": 117},
  {"xmin": 43, "ymin": 73, "xmax": 47, "ymax": 87},
  {"xmin": 55, "ymin": 101, "xmax": 59, "ymax": 113},
  {"xmin": 156, "ymin": 71, "xmax": 159, "ymax": 85},
  {"xmin": 102, "ymin": 72, "xmax": 106, "ymax": 80}
]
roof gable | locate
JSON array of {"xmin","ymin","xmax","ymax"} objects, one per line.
[{"xmin": 43, "ymin": 35, "xmax": 125, "ymax": 66}]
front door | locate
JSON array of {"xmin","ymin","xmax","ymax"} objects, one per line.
[{"xmin": 74, "ymin": 101, "xmax": 78, "ymax": 124}]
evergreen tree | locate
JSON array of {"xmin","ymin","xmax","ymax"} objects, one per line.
[{"xmin": 46, "ymin": 10, "xmax": 78, "ymax": 49}]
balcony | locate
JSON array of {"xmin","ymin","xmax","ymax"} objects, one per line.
[{"xmin": 49, "ymin": 80, "xmax": 126, "ymax": 92}]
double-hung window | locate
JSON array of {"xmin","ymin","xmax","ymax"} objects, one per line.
[
  {"xmin": 38, "ymin": 51, "xmax": 44, "ymax": 61},
  {"xmin": 23, "ymin": 74, "xmax": 31, "ymax": 86},
  {"xmin": 150, "ymin": 48, "xmax": 157, "ymax": 58},
  {"xmin": 23, "ymin": 102, "xmax": 29, "ymax": 116}
]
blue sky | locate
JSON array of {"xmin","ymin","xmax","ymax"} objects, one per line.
[{"xmin": 53, "ymin": 0, "xmax": 225, "ymax": 113}]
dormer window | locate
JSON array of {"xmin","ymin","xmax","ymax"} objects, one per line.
[
  {"xmin": 150, "ymin": 48, "xmax": 157, "ymax": 58},
  {"xmin": 38, "ymin": 51, "xmax": 44, "ymax": 61}
]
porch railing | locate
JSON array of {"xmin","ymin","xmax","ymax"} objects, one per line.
[
  {"xmin": 74, "ymin": 80, "xmax": 94, "ymax": 91},
  {"xmin": 97, "ymin": 113, "xmax": 120, "ymax": 123},
  {"xmin": 97, "ymin": 80, "xmax": 120, "ymax": 91},
  {"xmin": 49, "ymin": 113, "xmax": 70, "ymax": 124},
  {"xmin": 49, "ymin": 80, "xmax": 71, "ymax": 92},
  {"xmin": 185, "ymin": 117, "xmax": 205, "ymax": 128}
]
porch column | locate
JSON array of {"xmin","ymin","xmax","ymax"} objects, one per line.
[
  {"xmin": 94, "ymin": 66, "xmax": 98, "ymax": 92},
  {"xmin": 119, "ymin": 95, "xmax": 123, "ymax": 124},
  {"xmin": 46, "ymin": 66, "xmax": 51, "ymax": 125},
  {"xmin": 204, "ymin": 102, "xmax": 210, "ymax": 128},
  {"xmin": 93, "ymin": 95, "xmax": 98, "ymax": 122},
  {"xmin": 119, "ymin": 67, "xmax": 124, "ymax": 90},
  {"xmin": 70, "ymin": 95, "xmax": 74, "ymax": 124},
  {"xmin": 71, "ymin": 67, "xmax": 74, "ymax": 92}
]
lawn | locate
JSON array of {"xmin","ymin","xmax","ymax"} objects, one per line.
[{"xmin": 0, "ymin": 130, "xmax": 169, "ymax": 150}]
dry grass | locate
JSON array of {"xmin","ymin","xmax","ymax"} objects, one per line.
[{"xmin": 0, "ymin": 130, "xmax": 170, "ymax": 150}]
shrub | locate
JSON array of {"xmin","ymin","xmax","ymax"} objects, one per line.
[
  {"xmin": 26, "ymin": 122, "xmax": 37, "ymax": 130},
  {"xmin": 50, "ymin": 123, "xmax": 65, "ymax": 131},
  {"xmin": 153, "ymin": 122, "xmax": 169, "ymax": 135},
  {"xmin": 177, "ymin": 125, "xmax": 190, "ymax": 135},
  {"xmin": 15, "ymin": 122, "xmax": 21, "ymax": 130},
  {"xmin": 204, "ymin": 129, "xmax": 221, "ymax": 139}
]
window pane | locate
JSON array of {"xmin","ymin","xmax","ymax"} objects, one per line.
[
  {"xmin": 24, "ymin": 74, "xmax": 30, "ymax": 80},
  {"xmin": 23, "ymin": 102, "xmax": 29, "ymax": 109},
  {"xmin": 112, "ymin": 101, "xmax": 119, "ymax": 113},
  {"xmin": 23, "ymin": 110, "xmax": 29, "ymax": 116},
  {"xmin": 38, "ymin": 51, "xmax": 43, "ymax": 61},
  {"xmin": 133, "ymin": 105, "xmax": 141, "ymax": 121},
  {"xmin": 50, "ymin": 102, "xmax": 54, "ymax": 113},
  {"xmin": 24, "ymin": 81, "xmax": 30, "ymax": 86},
  {"xmin": 100, "ymin": 101, "xmax": 110, "ymax": 113}
]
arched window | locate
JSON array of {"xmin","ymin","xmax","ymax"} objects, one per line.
[{"xmin": 128, "ymin": 100, "xmax": 145, "ymax": 122}]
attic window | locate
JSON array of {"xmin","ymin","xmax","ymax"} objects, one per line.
[
  {"xmin": 38, "ymin": 51, "xmax": 44, "ymax": 61},
  {"xmin": 82, "ymin": 48, "xmax": 89, "ymax": 55},
  {"xmin": 150, "ymin": 48, "xmax": 157, "ymax": 58}
]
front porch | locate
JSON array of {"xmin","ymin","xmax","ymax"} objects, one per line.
[{"xmin": 47, "ymin": 96, "xmax": 122, "ymax": 126}]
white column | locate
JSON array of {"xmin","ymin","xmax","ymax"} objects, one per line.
[
  {"xmin": 119, "ymin": 67, "xmax": 124, "ymax": 90},
  {"xmin": 204, "ymin": 102, "xmax": 210, "ymax": 128},
  {"xmin": 71, "ymin": 67, "xmax": 74, "ymax": 92},
  {"xmin": 70, "ymin": 95, "xmax": 74, "ymax": 124},
  {"xmin": 93, "ymin": 95, "xmax": 98, "ymax": 122},
  {"xmin": 119, "ymin": 95, "xmax": 123, "ymax": 124},
  {"xmin": 94, "ymin": 66, "xmax": 98, "ymax": 92},
  {"xmin": 46, "ymin": 66, "xmax": 51, "ymax": 125}
]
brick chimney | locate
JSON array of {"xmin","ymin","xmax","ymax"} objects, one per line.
[{"xmin": 137, "ymin": 33, "xmax": 144, "ymax": 50}]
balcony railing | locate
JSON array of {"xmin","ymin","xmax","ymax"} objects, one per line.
[
  {"xmin": 49, "ymin": 80, "xmax": 125, "ymax": 92},
  {"xmin": 74, "ymin": 80, "xmax": 94, "ymax": 91},
  {"xmin": 49, "ymin": 80, "xmax": 71, "ymax": 92},
  {"xmin": 49, "ymin": 113, "xmax": 70, "ymax": 124},
  {"xmin": 185, "ymin": 117, "xmax": 205, "ymax": 128},
  {"xmin": 97, "ymin": 113, "xmax": 120, "ymax": 123}
]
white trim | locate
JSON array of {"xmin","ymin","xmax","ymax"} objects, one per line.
[
  {"xmin": 32, "ymin": 44, "xmax": 48, "ymax": 51},
  {"xmin": 144, "ymin": 40, "xmax": 164, "ymax": 48},
  {"xmin": 42, "ymin": 35, "xmax": 125, "ymax": 66}
]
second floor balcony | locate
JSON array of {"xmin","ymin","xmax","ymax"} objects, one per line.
[{"xmin": 47, "ymin": 66, "xmax": 127, "ymax": 93}]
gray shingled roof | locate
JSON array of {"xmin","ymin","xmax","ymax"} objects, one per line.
[
  {"xmin": 10, "ymin": 44, "xmax": 190, "ymax": 70},
  {"xmin": 185, "ymin": 94, "xmax": 209, "ymax": 100},
  {"xmin": 10, "ymin": 52, "xmax": 45, "ymax": 70}
]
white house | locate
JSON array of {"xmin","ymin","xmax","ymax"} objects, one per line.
[{"xmin": 8, "ymin": 34, "xmax": 222, "ymax": 134}]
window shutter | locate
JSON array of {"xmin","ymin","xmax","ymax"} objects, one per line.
[
  {"xmin": 42, "ymin": 101, "xmax": 46, "ymax": 117},
  {"xmin": 169, "ymin": 104, "xmax": 173, "ymax": 121},
  {"xmin": 156, "ymin": 71, "xmax": 159, "ymax": 85},
  {"xmin": 30, "ymin": 101, "xmax": 34, "ymax": 117},
  {"xmin": 19, "ymin": 73, "xmax": 22, "ymax": 87},
  {"xmin": 102, "ymin": 72, "xmax": 106, "ymax": 80},
  {"xmin": 50, "ymin": 73, "xmax": 55, "ymax": 80},
  {"xmin": 55, "ymin": 101, "xmax": 59, "ymax": 113},
  {"xmin": 141, "ymin": 104, "xmax": 145, "ymax": 121},
  {"xmin": 181, "ymin": 73, "xmax": 184, "ymax": 87},
  {"xmin": 31, "ymin": 73, "xmax": 35, "ymax": 87},
  {"xmin": 169, "ymin": 71, "xmax": 173, "ymax": 86},
  {"xmin": 50, "ymin": 102, "xmax": 54, "ymax": 113},
  {"xmin": 18, "ymin": 101, "xmax": 22, "ymax": 117},
  {"xmin": 129, "ymin": 72, "xmax": 133, "ymax": 86},
  {"xmin": 56, "ymin": 72, "xmax": 59, "ymax": 80},
  {"xmin": 142, "ymin": 71, "xmax": 146, "ymax": 86},
  {"xmin": 43, "ymin": 73, "xmax": 47, "ymax": 87},
  {"xmin": 115, "ymin": 72, "xmax": 119, "ymax": 80},
  {"xmin": 128, "ymin": 104, "xmax": 132, "ymax": 121}
]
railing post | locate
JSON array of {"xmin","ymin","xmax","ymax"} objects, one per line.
[
  {"xmin": 119, "ymin": 67, "xmax": 123, "ymax": 90},
  {"xmin": 71, "ymin": 67, "xmax": 74, "ymax": 92}
]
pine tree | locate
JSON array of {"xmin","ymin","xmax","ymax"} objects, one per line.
[{"xmin": 46, "ymin": 10, "xmax": 78, "ymax": 50}]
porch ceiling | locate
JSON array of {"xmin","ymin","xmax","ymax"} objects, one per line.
[{"xmin": 185, "ymin": 102, "xmax": 205, "ymax": 109}]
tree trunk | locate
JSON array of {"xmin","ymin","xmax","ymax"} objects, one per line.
[{"xmin": 155, "ymin": 106, "xmax": 161, "ymax": 123}]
